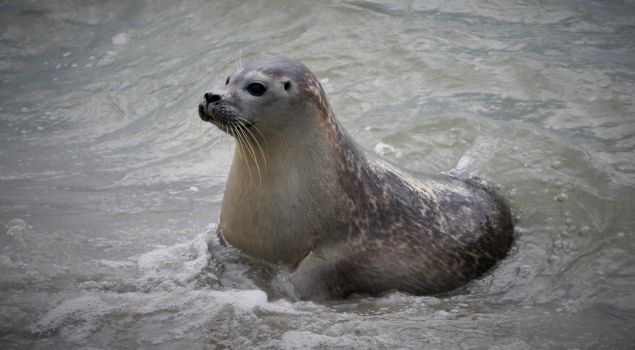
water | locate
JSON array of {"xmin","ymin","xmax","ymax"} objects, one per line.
[{"xmin": 1, "ymin": 0, "xmax": 634, "ymax": 348}]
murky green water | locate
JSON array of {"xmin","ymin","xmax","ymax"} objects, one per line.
[{"xmin": 1, "ymin": 0, "xmax": 634, "ymax": 349}]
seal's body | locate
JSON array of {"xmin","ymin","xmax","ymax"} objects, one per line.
[{"xmin": 198, "ymin": 58, "xmax": 513, "ymax": 301}]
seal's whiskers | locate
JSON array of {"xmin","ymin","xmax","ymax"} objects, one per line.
[
  {"xmin": 239, "ymin": 117, "xmax": 267, "ymax": 144},
  {"xmin": 230, "ymin": 123, "xmax": 255, "ymax": 185},
  {"xmin": 235, "ymin": 122, "xmax": 262, "ymax": 184},
  {"xmin": 229, "ymin": 123, "xmax": 252, "ymax": 183},
  {"xmin": 237, "ymin": 117, "xmax": 267, "ymax": 171}
]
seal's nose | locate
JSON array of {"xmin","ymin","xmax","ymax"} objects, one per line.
[{"xmin": 204, "ymin": 92, "xmax": 222, "ymax": 104}]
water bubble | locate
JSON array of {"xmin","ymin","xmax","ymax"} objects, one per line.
[
  {"xmin": 579, "ymin": 226, "xmax": 590, "ymax": 235},
  {"xmin": 189, "ymin": 186, "xmax": 199, "ymax": 192},
  {"xmin": 551, "ymin": 160, "xmax": 562, "ymax": 169},
  {"xmin": 7, "ymin": 218, "xmax": 27, "ymax": 236},
  {"xmin": 112, "ymin": 32, "xmax": 130, "ymax": 45},
  {"xmin": 374, "ymin": 142, "xmax": 401, "ymax": 158},
  {"xmin": 616, "ymin": 232, "xmax": 624, "ymax": 238},
  {"xmin": 555, "ymin": 193, "xmax": 568, "ymax": 202}
]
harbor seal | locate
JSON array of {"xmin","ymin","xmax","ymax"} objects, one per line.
[{"xmin": 198, "ymin": 57, "xmax": 513, "ymax": 301}]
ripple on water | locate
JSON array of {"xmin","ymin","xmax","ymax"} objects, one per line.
[{"xmin": 1, "ymin": 0, "xmax": 635, "ymax": 349}]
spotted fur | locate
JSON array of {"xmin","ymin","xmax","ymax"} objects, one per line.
[{"xmin": 199, "ymin": 58, "xmax": 514, "ymax": 301}]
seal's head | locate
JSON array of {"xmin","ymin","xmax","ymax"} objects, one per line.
[{"xmin": 198, "ymin": 57, "xmax": 331, "ymax": 136}]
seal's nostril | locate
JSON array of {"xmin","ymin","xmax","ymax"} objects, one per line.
[{"xmin": 204, "ymin": 92, "xmax": 222, "ymax": 104}]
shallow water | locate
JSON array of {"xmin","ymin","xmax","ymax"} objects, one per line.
[{"xmin": 1, "ymin": 0, "xmax": 634, "ymax": 349}]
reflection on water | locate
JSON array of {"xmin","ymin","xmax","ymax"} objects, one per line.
[{"xmin": 1, "ymin": 0, "xmax": 634, "ymax": 348}]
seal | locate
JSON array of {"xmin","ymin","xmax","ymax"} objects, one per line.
[{"xmin": 198, "ymin": 57, "xmax": 513, "ymax": 301}]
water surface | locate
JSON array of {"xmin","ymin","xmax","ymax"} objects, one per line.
[{"xmin": 1, "ymin": 0, "xmax": 634, "ymax": 349}]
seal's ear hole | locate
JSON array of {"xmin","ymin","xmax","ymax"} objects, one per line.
[{"xmin": 283, "ymin": 81, "xmax": 291, "ymax": 91}]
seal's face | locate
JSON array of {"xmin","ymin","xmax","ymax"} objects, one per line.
[{"xmin": 198, "ymin": 58, "xmax": 317, "ymax": 135}]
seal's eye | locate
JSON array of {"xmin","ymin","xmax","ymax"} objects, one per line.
[
  {"xmin": 246, "ymin": 82, "xmax": 267, "ymax": 97},
  {"xmin": 225, "ymin": 76, "xmax": 230, "ymax": 85},
  {"xmin": 284, "ymin": 81, "xmax": 291, "ymax": 91}
]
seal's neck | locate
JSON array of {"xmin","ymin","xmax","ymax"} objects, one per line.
[{"xmin": 220, "ymin": 107, "xmax": 352, "ymax": 263}]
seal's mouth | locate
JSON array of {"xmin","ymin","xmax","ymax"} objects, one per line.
[
  {"xmin": 198, "ymin": 102, "xmax": 212, "ymax": 122},
  {"xmin": 198, "ymin": 102, "xmax": 256, "ymax": 130}
]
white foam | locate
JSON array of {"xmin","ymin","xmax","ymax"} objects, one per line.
[
  {"xmin": 31, "ymin": 288, "xmax": 299, "ymax": 346},
  {"xmin": 136, "ymin": 231, "xmax": 212, "ymax": 290},
  {"xmin": 29, "ymin": 224, "xmax": 307, "ymax": 346},
  {"xmin": 32, "ymin": 294, "xmax": 110, "ymax": 341},
  {"xmin": 281, "ymin": 331, "xmax": 343, "ymax": 349}
]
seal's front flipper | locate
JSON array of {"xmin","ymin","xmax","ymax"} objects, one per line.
[{"xmin": 288, "ymin": 251, "xmax": 348, "ymax": 302}]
